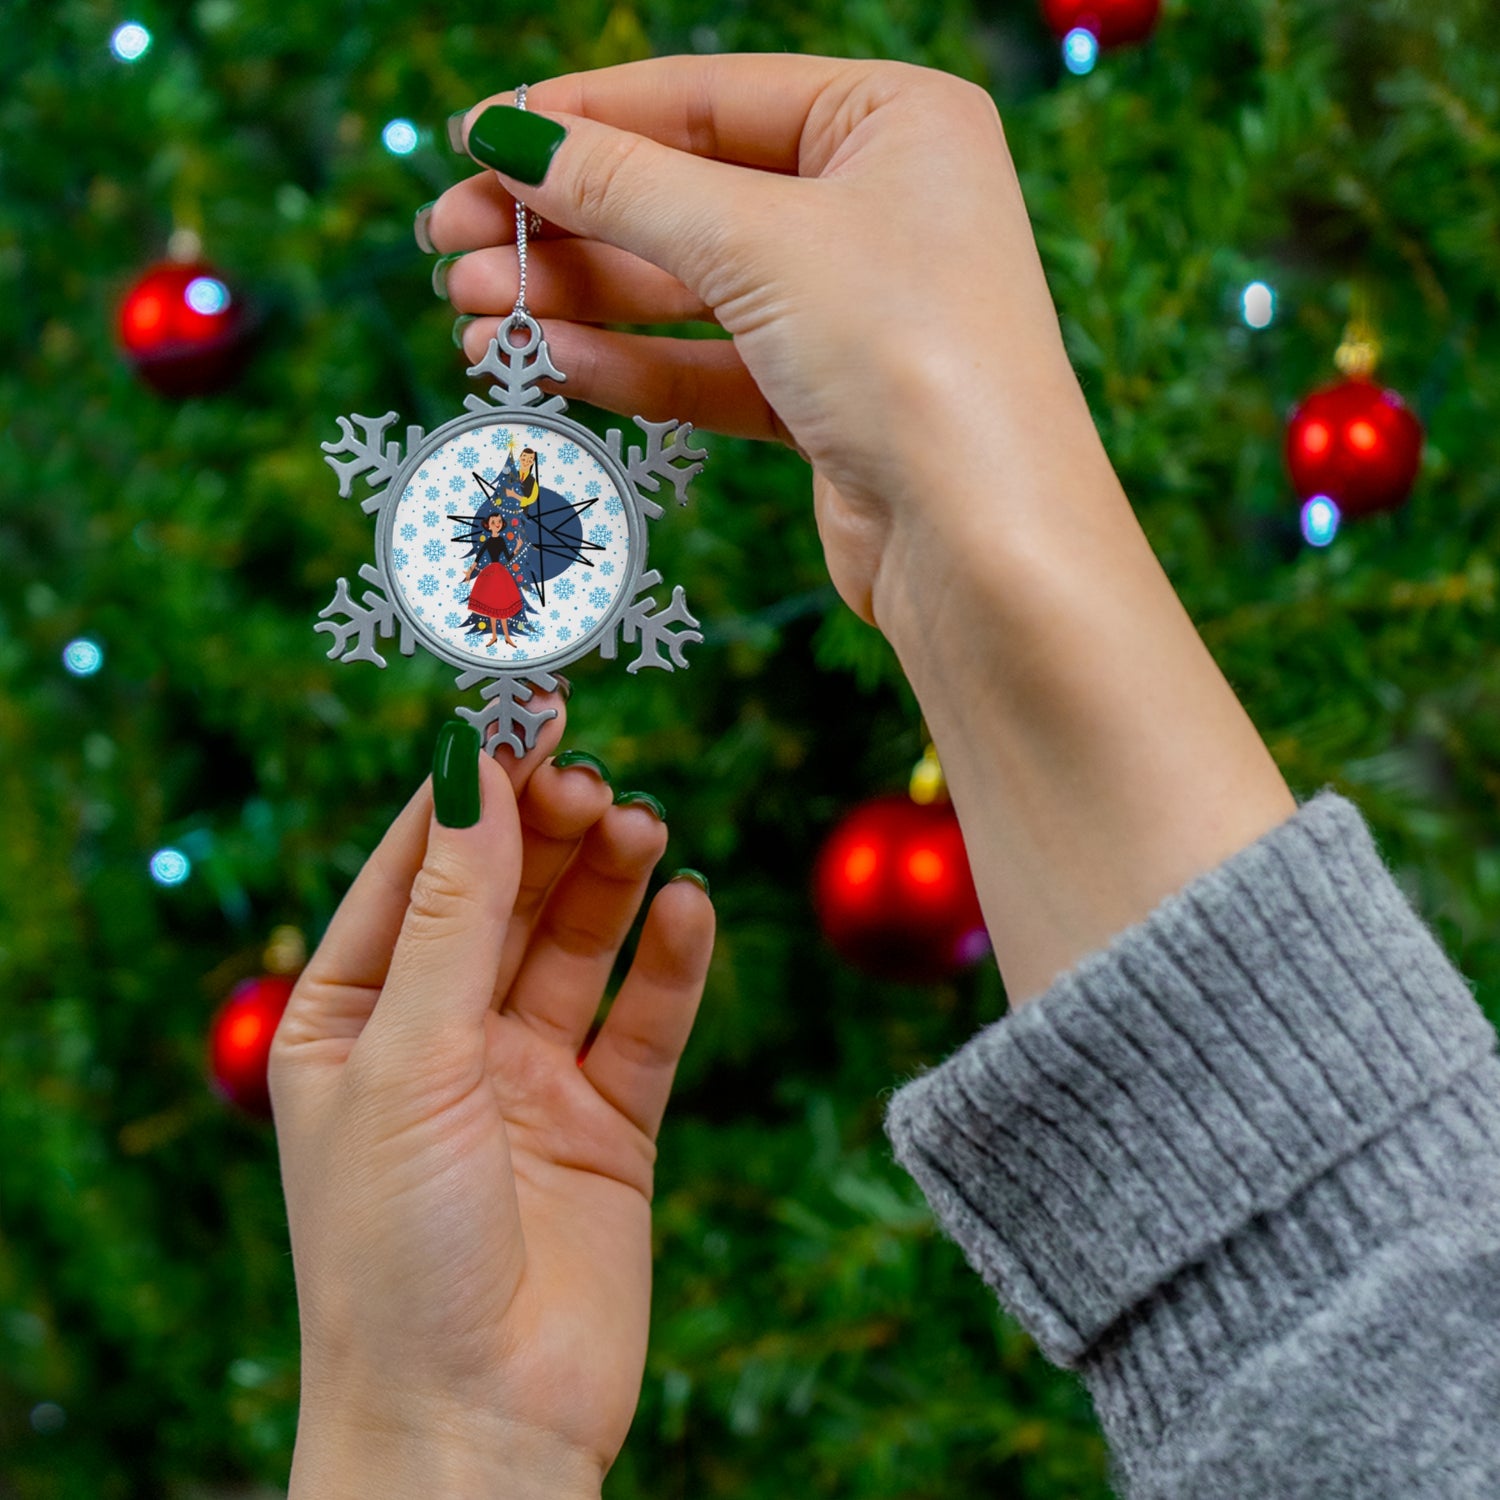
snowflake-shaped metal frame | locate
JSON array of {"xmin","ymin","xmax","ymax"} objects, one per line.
[{"xmin": 316, "ymin": 314, "xmax": 706, "ymax": 755}]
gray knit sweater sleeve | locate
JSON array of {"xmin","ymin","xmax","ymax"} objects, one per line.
[{"xmin": 882, "ymin": 788, "xmax": 1500, "ymax": 1497}]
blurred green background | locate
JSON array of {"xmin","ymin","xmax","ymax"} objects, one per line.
[{"xmin": 3, "ymin": 0, "xmax": 1498, "ymax": 1495}]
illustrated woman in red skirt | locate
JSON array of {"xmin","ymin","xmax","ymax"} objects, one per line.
[{"xmin": 461, "ymin": 513, "xmax": 525, "ymax": 647}]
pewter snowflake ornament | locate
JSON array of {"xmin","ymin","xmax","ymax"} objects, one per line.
[{"xmin": 316, "ymin": 313, "xmax": 706, "ymax": 755}]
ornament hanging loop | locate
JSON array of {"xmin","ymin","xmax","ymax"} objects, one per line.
[{"xmin": 500, "ymin": 309, "xmax": 543, "ymax": 355}]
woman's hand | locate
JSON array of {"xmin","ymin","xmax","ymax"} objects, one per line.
[
  {"xmin": 269, "ymin": 709, "xmax": 714, "ymax": 1497},
  {"xmin": 427, "ymin": 54, "xmax": 1106, "ymax": 631}
]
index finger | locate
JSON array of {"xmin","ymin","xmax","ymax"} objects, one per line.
[{"xmin": 481, "ymin": 52, "xmax": 892, "ymax": 175}]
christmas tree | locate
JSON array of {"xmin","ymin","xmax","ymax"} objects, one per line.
[{"xmin": 3, "ymin": 0, "xmax": 1497, "ymax": 1495}]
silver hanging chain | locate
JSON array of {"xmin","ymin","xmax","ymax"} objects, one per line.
[{"xmin": 510, "ymin": 85, "xmax": 542, "ymax": 328}]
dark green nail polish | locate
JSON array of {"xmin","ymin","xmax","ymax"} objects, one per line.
[
  {"xmin": 413, "ymin": 200, "xmax": 437, "ymax": 255},
  {"xmin": 432, "ymin": 251, "xmax": 465, "ymax": 301},
  {"xmin": 669, "ymin": 868, "xmax": 710, "ymax": 897},
  {"xmin": 553, "ymin": 749, "xmax": 611, "ymax": 784},
  {"xmin": 614, "ymin": 789, "xmax": 666, "ymax": 821},
  {"xmin": 433, "ymin": 720, "xmax": 481, "ymax": 828},
  {"xmin": 451, "ymin": 314, "xmax": 477, "ymax": 350},
  {"xmin": 446, "ymin": 109, "xmax": 469, "ymax": 153},
  {"xmin": 467, "ymin": 104, "xmax": 567, "ymax": 186}
]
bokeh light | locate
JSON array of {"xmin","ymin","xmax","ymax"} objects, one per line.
[
  {"xmin": 1300, "ymin": 494, "xmax": 1341, "ymax": 548},
  {"xmin": 149, "ymin": 848, "xmax": 192, "ymax": 886},
  {"xmin": 1241, "ymin": 280, "xmax": 1275, "ymax": 329},
  {"xmin": 1063, "ymin": 28, "xmax": 1099, "ymax": 74},
  {"xmin": 109, "ymin": 22, "xmax": 151, "ymax": 61},
  {"xmin": 62, "ymin": 638, "xmax": 104, "ymax": 676},
  {"xmin": 381, "ymin": 118, "xmax": 419, "ymax": 155},
  {"xmin": 184, "ymin": 276, "xmax": 231, "ymax": 315}
]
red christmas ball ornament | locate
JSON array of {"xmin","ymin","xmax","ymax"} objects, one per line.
[
  {"xmin": 1041, "ymin": 0, "xmax": 1160, "ymax": 48},
  {"xmin": 117, "ymin": 259, "xmax": 251, "ymax": 397},
  {"xmin": 814, "ymin": 793, "xmax": 990, "ymax": 984},
  {"xmin": 1285, "ymin": 375, "xmax": 1423, "ymax": 519},
  {"xmin": 207, "ymin": 975, "xmax": 294, "ymax": 1118}
]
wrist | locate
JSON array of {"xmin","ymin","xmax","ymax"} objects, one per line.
[{"xmin": 290, "ymin": 1393, "xmax": 604, "ymax": 1500}]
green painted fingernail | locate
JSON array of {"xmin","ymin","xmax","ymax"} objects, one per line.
[
  {"xmin": 669, "ymin": 868, "xmax": 710, "ymax": 897},
  {"xmin": 467, "ymin": 104, "xmax": 567, "ymax": 186},
  {"xmin": 446, "ymin": 109, "xmax": 470, "ymax": 153},
  {"xmin": 432, "ymin": 251, "xmax": 465, "ymax": 301},
  {"xmin": 413, "ymin": 200, "xmax": 437, "ymax": 255},
  {"xmin": 614, "ymin": 789, "xmax": 666, "ymax": 821},
  {"xmin": 433, "ymin": 720, "xmax": 481, "ymax": 828},
  {"xmin": 553, "ymin": 749, "xmax": 611, "ymax": 784},
  {"xmin": 451, "ymin": 314, "xmax": 477, "ymax": 350}
]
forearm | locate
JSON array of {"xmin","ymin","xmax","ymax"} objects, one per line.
[{"xmin": 874, "ymin": 374, "xmax": 1296, "ymax": 1008}]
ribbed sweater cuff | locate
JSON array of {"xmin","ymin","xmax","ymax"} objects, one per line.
[{"xmin": 882, "ymin": 788, "xmax": 1497, "ymax": 1371}]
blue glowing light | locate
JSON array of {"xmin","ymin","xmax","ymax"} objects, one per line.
[
  {"xmin": 1300, "ymin": 495, "xmax": 1341, "ymax": 548},
  {"xmin": 110, "ymin": 22, "xmax": 151, "ymax": 61},
  {"xmin": 150, "ymin": 848, "xmax": 192, "ymax": 886},
  {"xmin": 185, "ymin": 276, "xmax": 231, "ymax": 315},
  {"xmin": 382, "ymin": 118, "xmax": 420, "ymax": 156},
  {"xmin": 1242, "ymin": 280, "xmax": 1275, "ymax": 329},
  {"xmin": 1063, "ymin": 27, "xmax": 1099, "ymax": 75},
  {"xmin": 63, "ymin": 638, "xmax": 104, "ymax": 676}
]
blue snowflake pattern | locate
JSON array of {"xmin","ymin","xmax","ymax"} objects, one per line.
[
  {"xmin": 425, "ymin": 485, "xmax": 440, "ymax": 502},
  {"xmin": 423, "ymin": 509, "xmax": 439, "ymax": 526},
  {"xmin": 486, "ymin": 642, "xmax": 499, "ymax": 656},
  {"xmin": 585, "ymin": 479, "xmax": 602, "ymax": 498},
  {"xmin": 445, "ymin": 612, "xmax": 464, "ymax": 629},
  {"xmin": 448, "ymin": 475, "xmax": 465, "ymax": 492},
  {"xmin": 446, "ymin": 567, "xmax": 456, "ymax": 578},
  {"xmin": 418, "ymin": 575, "xmax": 439, "ymax": 597},
  {"xmin": 556, "ymin": 626, "xmax": 572, "ymax": 643},
  {"xmin": 416, "ymin": 607, "xmax": 425, "ymax": 618},
  {"xmin": 604, "ymin": 497, "xmax": 623, "ymax": 518},
  {"xmin": 458, "ymin": 446, "xmax": 479, "ymax": 467},
  {"xmin": 423, "ymin": 539, "xmax": 444, "ymax": 563},
  {"xmin": 559, "ymin": 442, "xmax": 580, "ymax": 464},
  {"xmin": 555, "ymin": 577, "xmax": 575, "ymax": 600},
  {"xmin": 419, "ymin": 469, "xmax": 430, "ymax": 480},
  {"xmin": 393, "ymin": 548, "xmax": 409, "ymax": 569},
  {"xmin": 588, "ymin": 524, "xmax": 612, "ymax": 547},
  {"xmin": 600, "ymin": 560, "xmax": 615, "ymax": 576},
  {"xmin": 402, "ymin": 486, "xmax": 416, "ymax": 503},
  {"xmin": 482, "ymin": 466, "xmax": 498, "ymax": 480},
  {"xmin": 526, "ymin": 425, "xmax": 546, "ymax": 439},
  {"xmin": 579, "ymin": 616, "xmax": 597, "ymax": 632},
  {"xmin": 549, "ymin": 609, "xmax": 560, "ymax": 621},
  {"xmin": 401, "ymin": 523, "xmax": 417, "ymax": 542},
  {"xmin": 589, "ymin": 586, "xmax": 610, "ymax": 610}
]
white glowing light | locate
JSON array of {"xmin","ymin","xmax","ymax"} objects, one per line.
[
  {"xmin": 1300, "ymin": 495, "xmax": 1340, "ymax": 548},
  {"xmin": 1242, "ymin": 280, "xmax": 1275, "ymax": 329},
  {"xmin": 63, "ymin": 638, "xmax": 104, "ymax": 676},
  {"xmin": 110, "ymin": 22, "xmax": 151, "ymax": 61},
  {"xmin": 185, "ymin": 276, "xmax": 231, "ymax": 315},
  {"xmin": 1063, "ymin": 27, "xmax": 1099, "ymax": 75},
  {"xmin": 382, "ymin": 118, "xmax": 419, "ymax": 156},
  {"xmin": 150, "ymin": 848, "xmax": 192, "ymax": 885}
]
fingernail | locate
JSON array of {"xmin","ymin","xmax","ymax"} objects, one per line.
[
  {"xmin": 553, "ymin": 749, "xmax": 611, "ymax": 784},
  {"xmin": 451, "ymin": 314, "xmax": 477, "ymax": 350},
  {"xmin": 614, "ymin": 789, "xmax": 666, "ymax": 821},
  {"xmin": 552, "ymin": 673, "xmax": 573, "ymax": 702},
  {"xmin": 432, "ymin": 251, "xmax": 465, "ymax": 301},
  {"xmin": 446, "ymin": 109, "xmax": 470, "ymax": 153},
  {"xmin": 668, "ymin": 868, "xmax": 710, "ymax": 897},
  {"xmin": 413, "ymin": 200, "xmax": 438, "ymax": 254},
  {"xmin": 467, "ymin": 104, "xmax": 567, "ymax": 186},
  {"xmin": 433, "ymin": 720, "xmax": 482, "ymax": 828}
]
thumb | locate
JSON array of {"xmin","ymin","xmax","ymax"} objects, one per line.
[
  {"xmin": 458, "ymin": 97, "xmax": 790, "ymax": 301},
  {"xmin": 359, "ymin": 720, "xmax": 522, "ymax": 1063}
]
